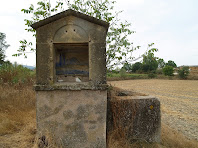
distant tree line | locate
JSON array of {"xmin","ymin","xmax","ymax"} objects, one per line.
[
  {"xmin": 122, "ymin": 52, "xmax": 177, "ymax": 74},
  {"xmin": 119, "ymin": 49, "xmax": 189, "ymax": 79}
]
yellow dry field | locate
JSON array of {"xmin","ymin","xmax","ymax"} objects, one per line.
[
  {"xmin": 109, "ymin": 79, "xmax": 198, "ymax": 141},
  {"xmin": 0, "ymin": 84, "xmax": 36, "ymax": 148},
  {"xmin": 0, "ymin": 80, "xmax": 198, "ymax": 148}
]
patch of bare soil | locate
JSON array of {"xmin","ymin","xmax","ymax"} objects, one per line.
[{"xmin": 109, "ymin": 79, "xmax": 198, "ymax": 141}]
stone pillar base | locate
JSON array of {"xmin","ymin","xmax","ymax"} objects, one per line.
[{"xmin": 36, "ymin": 90, "xmax": 107, "ymax": 148}]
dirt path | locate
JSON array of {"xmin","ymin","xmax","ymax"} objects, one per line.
[{"xmin": 109, "ymin": 79, "xmax": 198, "ymax": 141}]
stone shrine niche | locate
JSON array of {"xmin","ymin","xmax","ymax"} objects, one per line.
[
  {"xmin": 54, "ymin": 43, "xmax": 89, "ymax": 82},
  {"xmin": 32, "ymin": 9, "xmax": 109, "ymax": 85},
  {"xmin": 53, "ymin": 24, "xmax": 90, "ymax": 83},
  {"xmin": 32, "ymin": 9, "xmax": 109, "ymax": 148}
]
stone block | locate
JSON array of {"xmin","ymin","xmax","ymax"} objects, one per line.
[
  {"xmin": 107, "ymin": 91, "xmax": 161, "ymax": 143},
  {"xmin": 36, "ymin": 90, "xmax": 107, "ymax": 148}
]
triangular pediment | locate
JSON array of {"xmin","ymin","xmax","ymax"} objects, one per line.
[{"xmin": 31, "ymin": 9, "xmax": 109, "ymax": 29}]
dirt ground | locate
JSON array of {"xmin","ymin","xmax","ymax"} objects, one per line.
[
  {"xmin": 0, "ymin": 80, "xmax": 198, "ymax": 147},
  {"xmin": 109, "ymin": 79, "xmax": 198, "ymax": 141}
]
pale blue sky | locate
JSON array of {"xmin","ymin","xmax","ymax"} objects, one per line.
[{"xmin": 0, "ymin": 0, "xmax": 197, "ymax": 66}]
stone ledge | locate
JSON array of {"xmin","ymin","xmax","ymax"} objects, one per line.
[{"xmin": 34, "ymin": 82, "xmax": 109, "ymax": 91}]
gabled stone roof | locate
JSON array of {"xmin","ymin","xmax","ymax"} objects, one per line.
[{"xmin": 31, "ymin": 9, "xmax": 109, "ymax": 29}]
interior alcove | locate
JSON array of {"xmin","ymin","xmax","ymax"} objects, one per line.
[{"xmin": 54, "ymin": 43, "xmax": 89, "ymax": 82}]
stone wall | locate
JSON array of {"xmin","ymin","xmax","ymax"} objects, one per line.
[
  {"xmin": 36, "ymin": 90, "xmax": 107, "ymax": 147},
  {"xmin": 35, "ymin": 15, "xmax": 107, "ymax": 85}
]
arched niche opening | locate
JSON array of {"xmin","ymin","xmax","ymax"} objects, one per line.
[{"xmin": 54, "ymin": 43, "xmax": 89, "ymax": 83}]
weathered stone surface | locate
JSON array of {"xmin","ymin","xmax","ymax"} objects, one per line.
[
  {"xmin": 33, "ymin": 9, "xmax": 109, "ymax": 148},
  {"xmin": 34, "ymin": 82, "xmax": 108, "ymax": 91},
  {"xmin": 107, "ymin": 95, "xmax": 161, "ymax": 143},
  {"xmin": 36, "ymin": 43, "xmax": 51, "ymax": 85},
  {"xmin": 89, "ymin": 43, "xmax": 106, "ymax": 84},
  {"xmin": 32, "ymin": 9, "xmax": 109, "ymax": 30},
  {"xmin": 53, "ymin": 24, "xmax": 89, "ymax": 43},
  {"xmin": 33, "ymin": 10, "xmax": 108, "ymax": 85},
  {"xmin": 36, "ymin": 90, "xmax": 107, "ymax": 148}
]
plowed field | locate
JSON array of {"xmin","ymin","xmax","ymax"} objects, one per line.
[{"xmin": 109, "ymin": 79, "xmax": 198, "ymax": 140}]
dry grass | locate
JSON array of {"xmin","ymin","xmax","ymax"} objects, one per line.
[
  {"xmin": 0, "ymin": 82, "xmax": 198, "ymax": 147},
  {"xmin": 0, "ymin": 84, "xmax": 36, "ymax": 148},
  {"xmin": 107, "ymin": 123, "xmax": 198, "ymax": 148},
  {"xmin": 161, "ymin": 124, "xmax": 198, "ymax": 148},
  {"xmin": 188, "ymin": 73, "xmax": 198, "ymax": 80},
  {"xmin": 0, "ymin": 84, "xmax": 35, "ymax": 134}
]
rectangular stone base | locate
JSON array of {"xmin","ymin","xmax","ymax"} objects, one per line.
[
  {"xmin": 107, "ymin": 95, "xmax": 161, "ymax": 143},
  {"xmin": 36, "ymin": 90, "xmax": 107, "ymax": 147}
]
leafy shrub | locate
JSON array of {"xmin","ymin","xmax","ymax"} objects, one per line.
[
  {"xmin": 132, "ymin": 62, "xmax": 142, "ymax": 73},
  {"xmin": 163, "ymin": 66, "xmax": 174, "ymax": 76},
  {"xmin": 107, "ymin": 72, "xmax": 113, "ymax": 77},
  {"xmin": 178, "ymin": 66, "xmax": 189, "ymax": 79},
  {"xmin": 148, "ymin": 71, "xmax": 157, "ymax": 78}
]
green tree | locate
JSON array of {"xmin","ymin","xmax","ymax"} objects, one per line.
[
  {"xmin": 178, "ymin": 66, "xmax": 189, "ymax": 79},
  {"xmin": 166, "ymin": 60, "xmax": 177, "ymax": 68},
  {"xmin": 157, "ymin": 58, "xmax": 165, "ymax": 68},
  {"xmin": 163, "ymin": 66, "xmax": 174, "ymax": 76},
  {"xmin": 17, "ymin": 0, "xmax": 157, "ymax": 69},
  {"xmin": 16, "ymin": 0, "xmax": 137, "ymax": 69},
  {"xmin": 122, "ymin": 62, "xmax": 132, "ymax": 72},
  {"xmin": 142, "ymin": 45, "xmax": 158, "ymax": 72},
  {"xmin": 0, "ymin": 32, "xmax": 10, "ymax": 64},
  {"xmin": 131, "ymin": 62, "xmax": 142, "ymax": 73}
]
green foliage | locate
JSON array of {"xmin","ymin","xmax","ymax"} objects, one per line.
[
  {"xmin": 156, "ymin": 68, "xmax": 163, "ymax": 75},
  {"xmin": 142, "ymin": 46, "xmax": 158, "ymax": 72},
  {"xmin": 17, "ymin": 0, "xmax": 137, "ymax": 69},
  {"xmin": 119, "ymin": 68, "xmax": 126, "ymax": 78},
  {"xmin": 0, "ymin": 63, "xmax": 35, "ymax": 84},
  {"xmin": 163, "ymin": 66, "xmax": 174, "ymax": 76},
  {"xmin": 13, "ymin": 39, "xmax": 35, "ymax": 58},
  {"xmin": 132, "ymin": 62, "xmax": 142, "ymax": 73},
  {"xmin": 158, "ymin": 58, "xmax": 165, "ymax": 68},
  {"xmin": 106, "ymin": 72, "xmax": 148, "ymax": 80},
  {"xmin": 122, "ymin": 62, "xmax": 132, "ymax": 72},
  {"xmin": 19, "ymin": 0, "xmax": 158, "ymax": 69},
  {"xmin": 106, "ymin": 72, "xmax": 113, "ymax": 77},
  {"xmin": 111, "ymin": 70, "xmax": 119, "ymax": 74},
  {"xmin": 15, "ymin": 0, "xmax": 64, "ymax": 57},
  {"xmin": 166, "ymin": 60, "xmax": 177, "ymax": 68},
  {"xmin": 148, "ymin": 70, "xmax": 157, "ymax": 78},
  {"xmin": 178, "ymin": 66, "xmax": 189, "ymax": 79},
  {"xmin": 67, "ymin": 0, "xmax": 137, "ymax": 69},
  {"xmin": 0, "ymin": 32, "xmax": 10, "ymax": 64}
]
